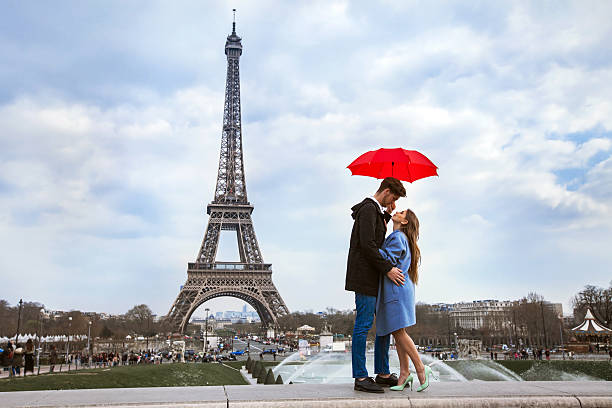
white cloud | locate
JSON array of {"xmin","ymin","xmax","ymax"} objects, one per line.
[{"xmin": 1, "ymin": 1, "xmax": 611, "ymax": 317}]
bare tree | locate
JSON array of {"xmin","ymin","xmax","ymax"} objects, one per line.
[{"xmin": 572, "ymin": 283, "xmax": 612, "ymax": 326}]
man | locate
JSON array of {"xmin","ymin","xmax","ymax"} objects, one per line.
[
  {"xmin": 49, "ymin": 345, "xmax": 57, "ymax": 373},
  {"xmin": 1, "ymin": 342, "xmax": 12, "ymax": 377},
  {"xmin": 345, "ymin": 177, "xmax": 406, "ymax": 393}
]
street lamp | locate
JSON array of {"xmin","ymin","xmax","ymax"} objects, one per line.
[
  {"xmin": 66, "ymin": 316, "xmax": 72, "ymax": 371},
  {"xmin": 446, "ymin": 312, "xmax": 451, "ymax": 349},
  {"xmin": 559, "ymin": 318, "xmax": 565, "ymax": 360},
  {"xmin": 37, "ymin": 307, "xmax": 44, "ymax": 375},
  {"xmin": 15, "ymin": 299, "xmax": 24, "ymax": 344},
  {"xmin": 540, "ymin": 301, "xmax": 548, "ymax": 349},
  {"xmin": 87, "ymin": 321, "xmax": 92, "ymax": 367},
  {"xmin": 507, "ymin": 320, "xmax": 513, "ymax": 350},
  {"xmin": 204, "ymin": 308, "xmax": 210, "ymax": 355},
  {"xmin": 145, "ymin": 314, "xmax": 152, "ymax": 352},
  {"xmin": 512, "ymin": 308, "xmax": 518, "ymax": 350}
]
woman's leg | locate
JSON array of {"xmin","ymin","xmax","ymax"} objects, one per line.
[
  {"xmin": 394, "ymin": 329, "xmax": 426, "ymax": 384},
  {"xmin": 391, "ymin": 329, "xmax": 411, "ymax": 384}
]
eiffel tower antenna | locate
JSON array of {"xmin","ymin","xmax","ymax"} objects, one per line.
[{"xmin": 166, "ymin": 19, "xmax": 289, "ymax": 334}]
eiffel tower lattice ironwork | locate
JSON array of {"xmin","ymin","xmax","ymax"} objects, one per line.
[{"xmin": 166, "ymin": 20, "xmax": 289, "ymax": 333}]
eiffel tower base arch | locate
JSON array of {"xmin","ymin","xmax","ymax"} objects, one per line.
[{"xmin": 166, "ymin": 264, "xmax": 288, "ymax": 334}]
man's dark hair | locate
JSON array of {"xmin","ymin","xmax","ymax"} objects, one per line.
[{"xmin": 377, "ymin": 177, "xmax": 406, "ymax": 197}]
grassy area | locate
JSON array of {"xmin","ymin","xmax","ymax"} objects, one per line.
[
  {"xmin": 0, "ymin": 362, "xmax": 248, "ymax": 392},
  {"xmin": 497, "ymin": 360, "xmax": 612, "ymax": 381}
]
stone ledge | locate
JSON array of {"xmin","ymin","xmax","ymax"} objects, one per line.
[
  {"xmin": 228, "ymin": 397, "xmax": 584, "ymax": 408},
  {"xmin": 1, "ymin": 382, "xmax": 611, "ymax": 408}
]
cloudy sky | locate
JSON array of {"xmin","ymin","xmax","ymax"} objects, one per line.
[{"xmin": 1, "ymin": 1, "xmax": 611, "ymax": 319}]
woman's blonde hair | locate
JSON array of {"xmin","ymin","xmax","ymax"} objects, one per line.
[{"xmin": 398, "ymin": 209, "xmax": 420, "ymax": 285}]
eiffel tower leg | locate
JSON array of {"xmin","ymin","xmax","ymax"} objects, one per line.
[
  {"xmin": 197, "ymin": 221, "xmax": 221, "ymax": 263},
  {"xmin": 237, "ymin": 220, "xmax": 263, "ymax": 264},
  {"xmin": 263, "ymin": 289, "xmax": 290, "ymax": 320},
  {"xmin": 166, "ymin": 287, "xmax": 199, "ymax": 333},
  {"xmin": 236, "ymin": 224, "xmax": 247, "ymax": 263}
]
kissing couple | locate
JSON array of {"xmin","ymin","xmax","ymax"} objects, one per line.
[{"xmin": 345, "ymin": 177, "xmax": 436, "ymax": 393}]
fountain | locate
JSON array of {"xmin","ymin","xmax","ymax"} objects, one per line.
[
  {"xmin": 444, "ymin": 359, "xmax": 522, "ymax": 381},
  {"xmin": 272, "ymin": 350, "xmax": 605, "ymax": 384},
  {"xmin": 274, "ymin": 351, "xmax": 472, "ymax": 384}
]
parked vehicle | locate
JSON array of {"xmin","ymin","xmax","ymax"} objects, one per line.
[{"xmin": 217, "ymin": 354, "xmax": 237, "ymax": 361}]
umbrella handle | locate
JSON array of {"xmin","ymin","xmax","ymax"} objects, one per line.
[{"xmin": 391, "ymin": 162, "xmax": 394, "ymax": 177}]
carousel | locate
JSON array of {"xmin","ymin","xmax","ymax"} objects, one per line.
[{"xmin": 569, "ymin": 308, "xmax": 611, "ymax": 353}]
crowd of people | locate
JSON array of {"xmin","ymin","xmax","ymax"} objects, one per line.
[
  {"xmin": 486, "ymin": 347, "xmax": 612, "ymax": 361},
  {"xmin": 430, "ymin": 351, "xmax": 457, "ymax": 361},
  {"xmin": 1, "ymin": 334, "xmax": 297, "ymax": 378},
  {"xmin": 489, "ymin": 348, "xmax": 552, "ymax": 360},
  {"xmin": 63, "ymin": 350, "xmax": 182, "ymax": 369},
  {"xmin": 1, "ymin": 341, "xmax": 180, "ymax": 377},
  {"xmin": 1, "ymin": 340, "xmax": 36, "ymax": 377}
]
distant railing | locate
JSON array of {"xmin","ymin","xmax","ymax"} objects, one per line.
[{"xmin": 188, "ymin": 262, "xmax": 272, "ymax": 271}]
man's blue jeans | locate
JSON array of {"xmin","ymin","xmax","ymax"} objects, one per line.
[{"xmin": 352, "ymin": 292, "xmax": 390, "ymax": 378}]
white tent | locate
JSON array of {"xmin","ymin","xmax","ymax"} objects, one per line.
[
  {"xmin": 572, "ymin": 308, "xmax": 612, "ymax": 335},
  {"xmin": 297, "ymin": 325, "xmax": 315, "ymax": 332}
]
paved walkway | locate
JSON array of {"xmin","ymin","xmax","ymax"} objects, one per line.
[
  {"xmin": 1, "ymin": 364, "xmax": 114, "ymax": 379},
  {"xmin": 2, "ymin": 382, "xmax": 612, "ymax": 407}
]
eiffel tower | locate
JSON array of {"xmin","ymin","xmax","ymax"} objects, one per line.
[{"xmin": 166, "ymin": 19, "xmax": 289, "ymax": 333}]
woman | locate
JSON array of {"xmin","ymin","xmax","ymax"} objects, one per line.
[
  {"xmin": 376, "ymin": 209, "xmax": 436, "ymax": 391},
  {"xmin": 12, "ymin": 344, "xmax": 24, "ymax": 377},
  {"xmin": 24, "ymin": 339, "xmax": 35, "ymax": 374}
]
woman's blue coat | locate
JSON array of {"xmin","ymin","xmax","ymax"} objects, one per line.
[{"xmin": 375, "ymin": 230, "xmax": 416, "ymax": 336}]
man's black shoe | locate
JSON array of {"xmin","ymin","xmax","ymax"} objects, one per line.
[
  {"xmin": 354, "ymin": 377, "xmax": 385, "ymax": 393},
  {"xmin": 375, "ymin": 373, "xmax": 399, "ymax": 387}
]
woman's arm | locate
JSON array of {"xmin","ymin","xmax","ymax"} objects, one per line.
[{"xmin": 378, "ymin": 233, "xmax": 406, "ymax": 267}]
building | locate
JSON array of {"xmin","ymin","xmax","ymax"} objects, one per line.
[
  {"xmin": 543, "ymin": 302, "xmax": 563, "ymax": 318},
  {"xmin": 211, "ymin": 309, "xmax": 260, "ymax": 323},
  {"xmin": 432, "ymin": 300, "xmax": 563, "ymax": 331},
  {"xmin": 215, "ymin": 318, "xmax": 233, "ymax": 329},
  {"xmin": 563, "ymin": 314, "xmax": 576, "ymax": 327},
  {"xmin": 445, "ymin": 300, "xmax": 515, "ymax": 330}
]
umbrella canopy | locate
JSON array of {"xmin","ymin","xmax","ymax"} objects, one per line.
[{"xmin": 347, "ymin": 148, "xmax": 438, "ymax": 183}]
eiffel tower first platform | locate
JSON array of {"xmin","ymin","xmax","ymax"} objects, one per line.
[{"xmin": 166, "ymin": 20, "xmax": 289, "ymax": 333}]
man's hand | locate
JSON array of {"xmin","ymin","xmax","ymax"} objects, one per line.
[
  {"xmin": 386, "ymin": 267, "xmax": 405, "ymax": 286},
  {"xmin": 385, "ymin": 202, "xmax": 396, "ymax": 213}
]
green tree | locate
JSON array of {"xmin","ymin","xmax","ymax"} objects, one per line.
[{"xmin": 125, "ymin": 304, "xmax": 156, "ymax": 337}]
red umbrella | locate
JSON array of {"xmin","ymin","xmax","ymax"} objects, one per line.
[{"xmin": 347, "ymin": 148, "xmax": 438, "ymax": 183}]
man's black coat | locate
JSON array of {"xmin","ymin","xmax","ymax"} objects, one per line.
[{"xmin": 345, "ymin": 198, "xmax": 393, "ymax": 297}]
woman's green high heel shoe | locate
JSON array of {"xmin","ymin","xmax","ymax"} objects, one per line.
[
  {"xmin": 416, "ymin": 366, "xmax": 437, "ymax": 392},
  {"xmin": 390, "ymin": 374, "xmax": 413, "ymax": 391}
]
